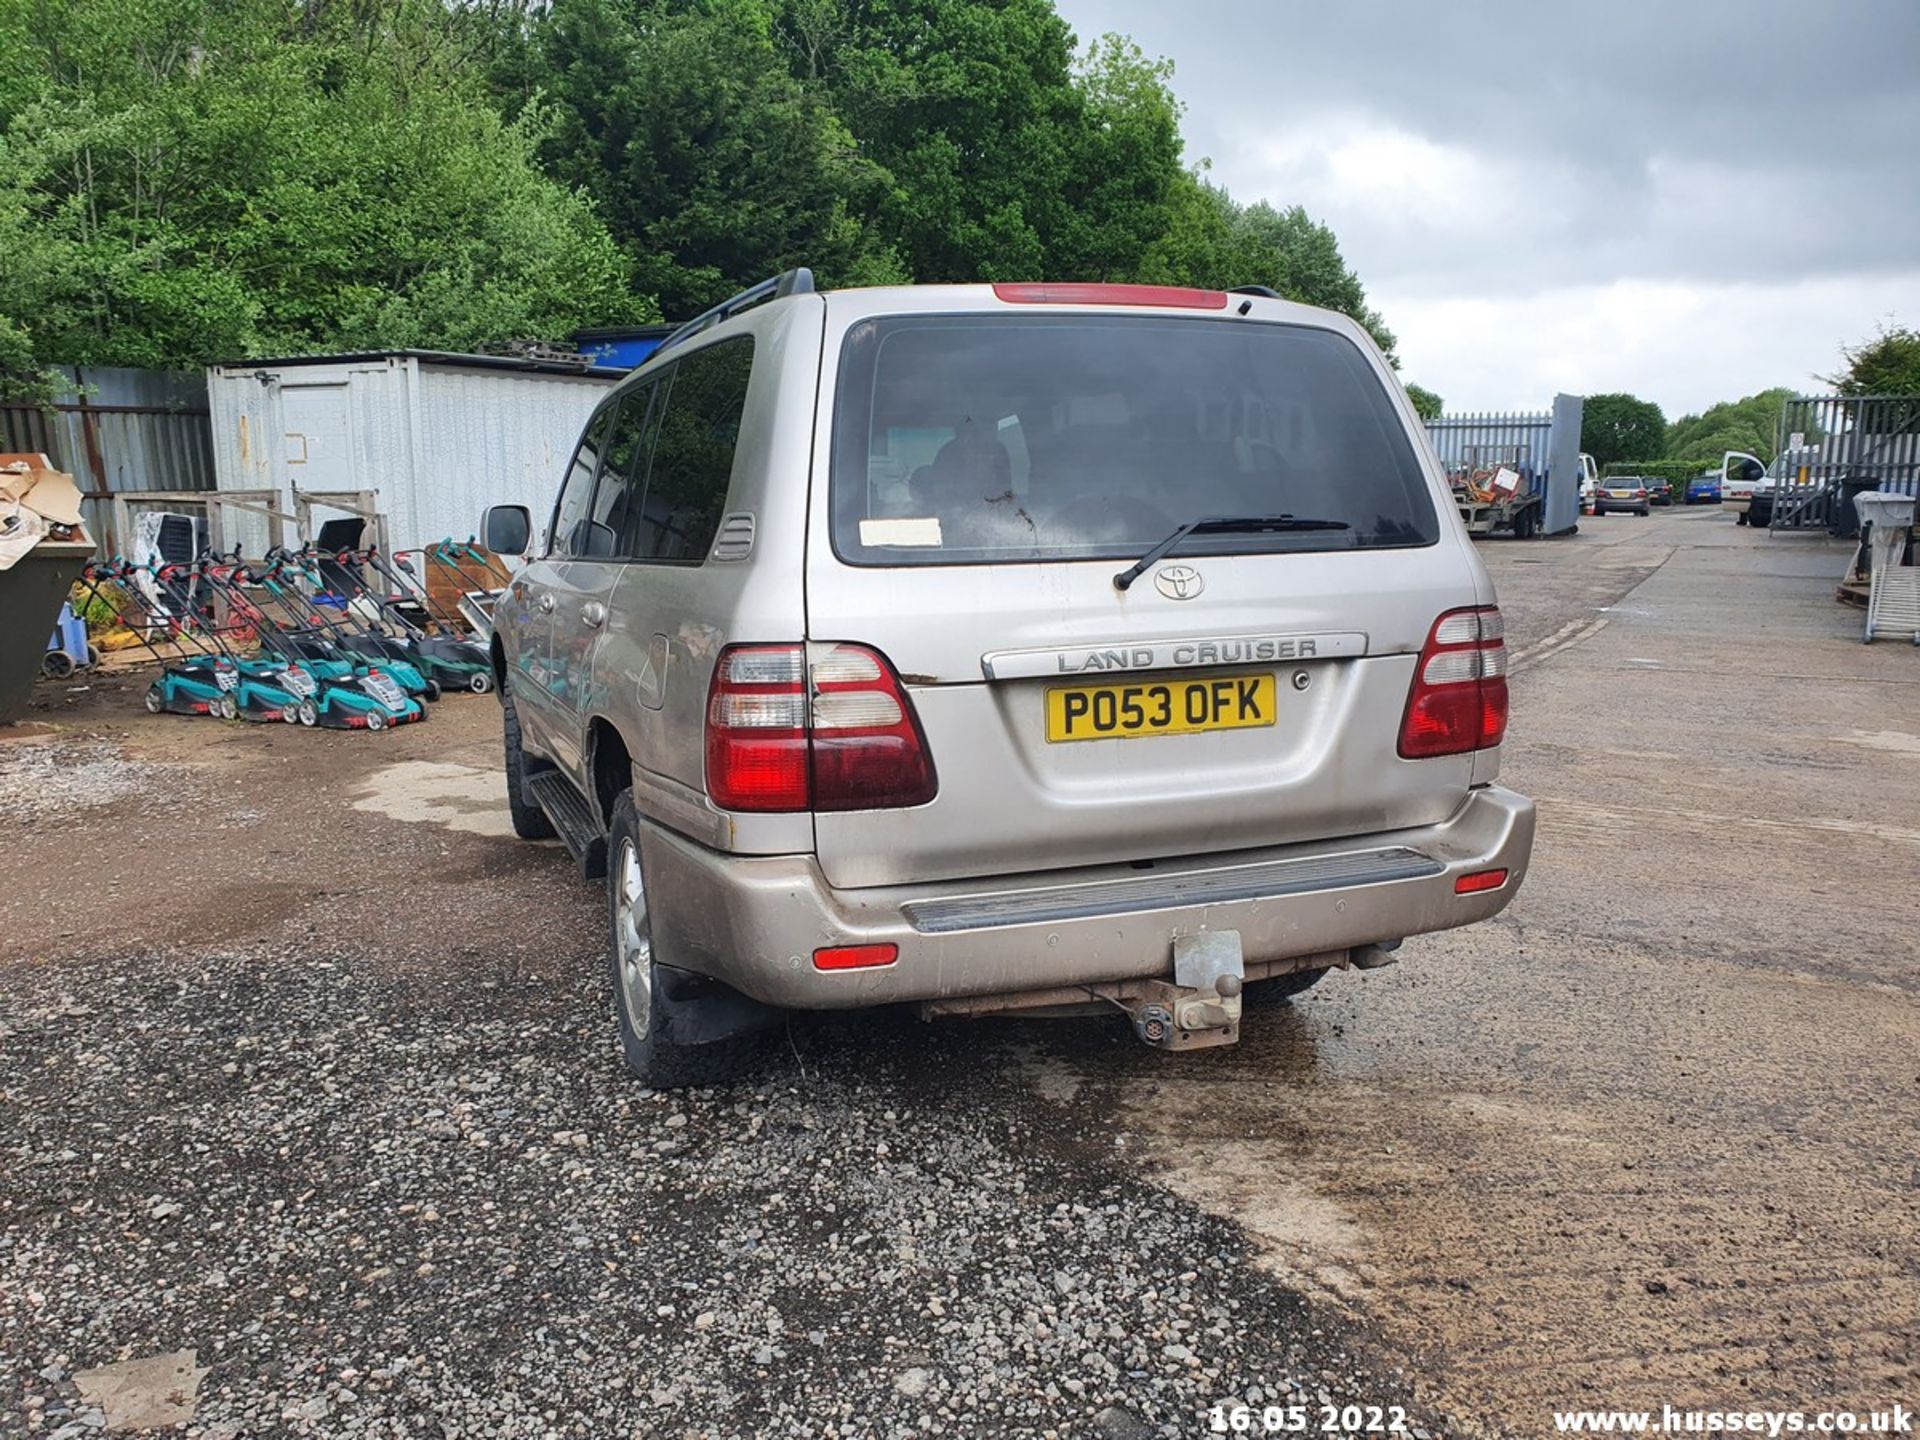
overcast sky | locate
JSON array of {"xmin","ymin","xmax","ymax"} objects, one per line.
[{"xmin": 1053, "ymin": 0, "xmax": 1920, "ymax": 417}]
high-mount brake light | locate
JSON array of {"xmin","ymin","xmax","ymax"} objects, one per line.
[
  {"xmin": 991, "ymin": 283, "xmax": 1229, "ymax": 310},
  {"xmin": 705, "ymin": 643, "xmax": 937, "ymax": 812},
  {"xmin": 1398, "ymin": 606, "xmax": 1509, "ymax": 759}
]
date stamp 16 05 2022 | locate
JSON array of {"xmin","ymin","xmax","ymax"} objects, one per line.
[{"xmin": 1206, "ymin": 1401, "xmax": 1414, "ymax": 1435}]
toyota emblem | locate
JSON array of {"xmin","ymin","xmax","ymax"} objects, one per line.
[{"xmin": 1153, "ymin": 564, "xmax": 1204, "ymax": 600}]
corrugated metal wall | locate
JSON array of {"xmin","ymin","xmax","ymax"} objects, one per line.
[
  {"xmin": 0, "ymin": 366, "xmax": 214, "ymax": 552},
  {"xmin": 209, "ymin": 356, "xmax": 614, "ymax": 557},
  {"xmin": 411, "ymin": 365, "xmax": 612, "ymax": 549}
]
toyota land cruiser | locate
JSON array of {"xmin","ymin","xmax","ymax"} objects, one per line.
[{"xmin": 482, "ymin": 274, "xmax": 1535, "ymax": 1086}]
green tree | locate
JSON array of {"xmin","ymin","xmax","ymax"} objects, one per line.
[
  {"xmin": 1665, "ymin": 388, "xmax": 1794, "ymax": 464},
  {"xmin": 1826, "ymin": 324, "xmax": 1920, "ymax": 396},
  {"xmin": 0, "ymin": 0, "xmax": 635, "ymax": 382},
  {"xmin": 1579, "ymin": 393, "xmax": 1666, "ymax": 469},
  {"xmin": 525, "ymin": 0, "xmax": 903, "ymax": 319},
  {"xmin": 1138, "ymin": 172, "xmax": 1397, "ymax": 358},
  {"xmin": 1405, "ymin": 383, "xmax": 1442, "ymax": 421}
]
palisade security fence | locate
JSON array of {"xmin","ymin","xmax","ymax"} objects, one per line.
[
  {"xmin": 1768, "ymin": 393, "xmax": 1920, "ymax": 532},
  {"xmin": 1424, "ymin": 394, "xmax": 1585, "ymax": 536},
  {"xmin": 0, "ymin": 367, "xmax": 215, "ymax": 554}
]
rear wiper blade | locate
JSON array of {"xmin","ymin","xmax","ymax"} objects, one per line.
[{"xmin": 1112, "ymin": 514, "xmax": 1351, "ymax": 591}]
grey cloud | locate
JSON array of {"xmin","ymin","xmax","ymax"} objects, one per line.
[{"xmin": 1055, "ymin": 0, "xmax": 1920, "ymax": 295}]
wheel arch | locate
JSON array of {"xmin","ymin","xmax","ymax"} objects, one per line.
[
  {"xmin": 489, "ymin": 634, "xmax": 509, "ymax": 695},
  {"xmin": 587, "ymin": 715, "xmax": 637, "ymax": 830}
]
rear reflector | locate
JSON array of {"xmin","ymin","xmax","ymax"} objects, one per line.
[
  {"xmin": 813, "ymin": 943, "xmax": 898, "ymax": 971},
  {"xmin": 1399, "ymin": 606, "xmax": 1510, "ymax": 758},
  {"xmin": 1454, "ymin": 868, "xmax": 1509, "ymax": 894},
  {"xmin": 992, "ymin": 282, "xmax": 1229, "ymax": 310}
]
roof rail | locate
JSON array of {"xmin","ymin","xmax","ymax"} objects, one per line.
[{"xmin": 653, "ymin": 268, "xmax": 816, "ymax": 359}]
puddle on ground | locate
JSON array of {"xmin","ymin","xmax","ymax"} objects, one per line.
[{"xmin": 349, "ymin": 760, "xmax": 516, "ymax": 838}]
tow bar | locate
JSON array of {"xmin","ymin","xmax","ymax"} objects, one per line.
[{"xmin": 1128, "ymin": 931, "xmax": 1246, "ymax": 1051}]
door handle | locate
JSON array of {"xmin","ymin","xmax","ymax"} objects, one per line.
[
  {"xmin": 537, "ymin": 592, "xmax": 555, "ymax": 614},
  {"xmin": 581, "ymin": 602, "xmax": 606, "ymax": 629}
]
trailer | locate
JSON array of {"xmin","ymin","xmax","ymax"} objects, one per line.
[
  {"xmin": 1424, "ymin": 395, "xmax": 1586, "ymax": 538},
  {"xmin": 1448, "ymin": 449, "xmax": 1545, "ymax": 537}
]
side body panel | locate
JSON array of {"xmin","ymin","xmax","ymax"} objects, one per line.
[{"xmin": 579, "ymin": 296, "xmax": 827, "ymax": 853}]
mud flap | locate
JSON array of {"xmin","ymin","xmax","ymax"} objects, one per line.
[{"xmin": 1130, "ymin": 931, "xmax": 1246, "ymax": 1051}]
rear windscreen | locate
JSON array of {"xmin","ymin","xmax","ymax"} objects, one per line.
[{"xmin": 828, "ymin": 314, "xmax": 1439, "ymax": 567}]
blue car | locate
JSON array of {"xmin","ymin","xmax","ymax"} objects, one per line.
[{"xmin": 1685, "ymin": 474, "xmax": 1721, "ymax": 504}]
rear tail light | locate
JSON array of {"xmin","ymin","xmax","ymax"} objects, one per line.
[
  {"xmin": 705, "ymin": 643, "xmax": 937, "ymax": 812},
  {"xmin": 1398, "ymin": 606, "xmax": 1509, "ymax": 759}
]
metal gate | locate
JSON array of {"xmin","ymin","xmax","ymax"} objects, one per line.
[
  {"xmin": 1769, "ymin": 393, "xmax": 1920, "ymax": 531},
  {"xmin": 1424, "ymin": 394, "xmax": 1584, "ymax": 535}
]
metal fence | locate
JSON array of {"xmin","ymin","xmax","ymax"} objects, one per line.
[
  {"xmin": 1425, "ymin": 394, "xmax": 1584, "ymax": 534},
  {"xmin": 1769, "ymin": 392, "xmax": 1920, "ymax": 531},
  {"xmin": 0, "ymin": 366, "xmax": 214, "ymax": 553}
]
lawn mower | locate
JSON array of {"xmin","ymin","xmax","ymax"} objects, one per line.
[
  {"xmin": 254, "ymin": 547, "xmax": 437, "ymax": 702},
  {"xmin": 73, "ymin": 558, "xmax": 238, "ymax": 719},
  {"xmin": 217, "ymin": 557, "xmax": 427, "ymax": 729},
  {"xmin": 347, "ymin": 544, "xmax": 495, "ymax": 694}
]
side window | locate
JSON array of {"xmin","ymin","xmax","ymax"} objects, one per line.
[
  {"xmin": 591, "ymin": 380, "xmax": 664, "ymax": 560},
  {"xmin": 548, "ymin": 405, "xmax": 612, "ymax": 557},
  {"xmin": 633, "ymin": 337, "xmax": 754, "ymax": 563}
]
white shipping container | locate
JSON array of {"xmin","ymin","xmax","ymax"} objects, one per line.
[{"xmin": 207, "ymin": 351, "xmax": 620, "ymax": 558}]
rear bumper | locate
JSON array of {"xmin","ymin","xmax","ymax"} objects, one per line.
[{"xmin": 639, "ymin": 785, "xmax": 1536, "ymax": 1010}]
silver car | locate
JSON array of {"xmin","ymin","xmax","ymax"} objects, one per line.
[{"xmin": 483, "ymin": 274, "xmax": 1535, "ymax": 1086}]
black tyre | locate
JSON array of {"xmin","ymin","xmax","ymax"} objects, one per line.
[
  {"xmin": 41, "ymin": 650, "xmax": 75, "ymax": 679},
  {"xmin": 365, "ymin": 707, "xmax": 387, "ymax": 732},
  {"xmin": 607, "ymin": 790, "xmax": 766, "ymax": 1088},
  {"xmin": 144, "ymin": 684, "xmax": 166, "ymax": 714},
  {"xmin": 1244, "ymin": 966, "xmax": 1329, "ymax": 1006},
  {"xmin": 424, "ymin": 677, "xmax": 443, "ymax": 702},
  {"xmin": 469, "ymin": 669, "xmax": 494, "ymax": 695},
  {"xmin": 297, "ymin": 699, "xmax": 318, "ymax": 727},
  {"xmin": 502, "ymin": 693, "xmax": 556, "ymax": 840}
]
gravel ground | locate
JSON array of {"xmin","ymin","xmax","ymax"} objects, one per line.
[
  {"xmin": 0, "ymin": 736, "xmax": 192, "ymax": 827},
  {"xmin": 2, "ymin": 923, "xmax": 1442, "ymax": 1438},
  {"xmin": 12, "ymin": 509, "xmax": 1908, "ymax": 1437}
]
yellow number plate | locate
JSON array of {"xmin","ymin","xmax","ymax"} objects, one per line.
[{"xmin": 1045, "ymin": 673, "xmax": 1278, "ymax": 743}]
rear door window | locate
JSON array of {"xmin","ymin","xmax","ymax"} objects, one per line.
[
  {"xmin": 630, "ymin": 337, "xmax": 754, "ymax": 564},
  {"xmin": 594, "ymin": 379, "xmax": 665, "ymax": 560},
  {"xmin": 829, "ymin": 315, "xmax": 1437, "ymax": 566},
  {"xmin": 547, "ymin": 406, "xmax": 613, "ymax": 556}
]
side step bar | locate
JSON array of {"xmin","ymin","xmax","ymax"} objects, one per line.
[{"xmin": 526, "ymin": 771, "xmax": 607, "ymax": 880}]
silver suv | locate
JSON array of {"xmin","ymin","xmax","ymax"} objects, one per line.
[{"xmin": 483, "ymin": 273, "xmax": 1534, "ymax": 1086}]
